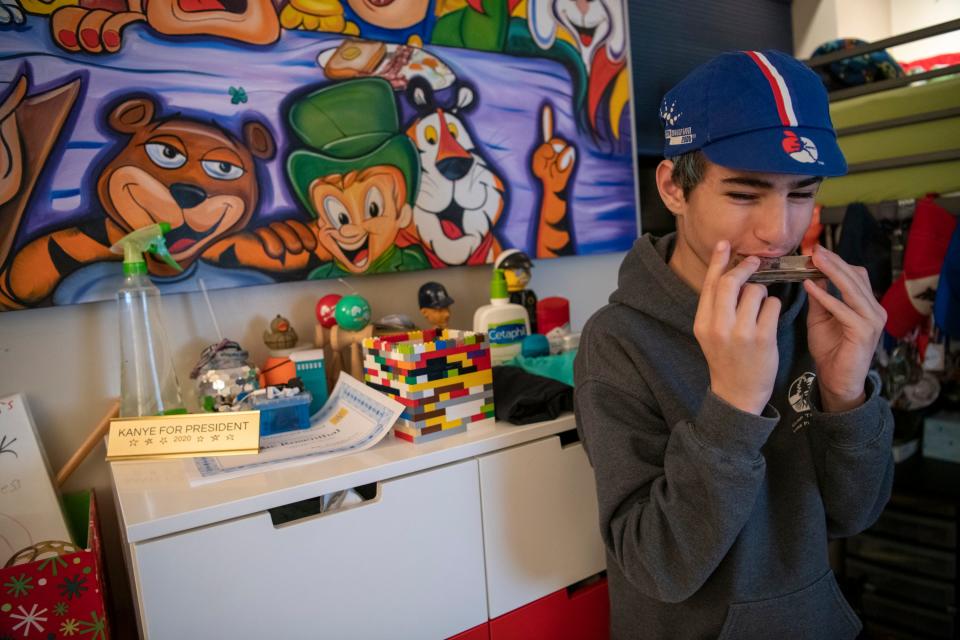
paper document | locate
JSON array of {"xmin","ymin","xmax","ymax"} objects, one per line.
[
  {"xmin": 1, "ymin": 394, "xmax": 73, "ymax": 564},
  {"xmin": 188, "ymin": 373, "xmax": 403, "ymax": 485}
]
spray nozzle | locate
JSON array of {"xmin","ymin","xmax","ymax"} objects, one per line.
[{"xmin": 110, "ymin": 223, "xmax": 182, "ymax": 276}]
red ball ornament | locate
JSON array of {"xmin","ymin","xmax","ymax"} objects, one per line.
[{"xmin": 315, "ymin": 294, "xmax": 342, "ymax": 328}]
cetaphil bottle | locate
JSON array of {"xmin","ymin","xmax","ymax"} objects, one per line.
[{"xmin": 473, "ymin": 269, "xmax": 530, "ymax": 365}]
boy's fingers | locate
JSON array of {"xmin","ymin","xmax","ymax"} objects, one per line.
[
  {"xmin": 756, "ymin": 295, "xmax": 782, "ymax": 338},
  {"xmin": 714, "ymin": 255, "xmax": 760, "ymax": 319},
  {"xmin": 812, "ymin": 247, "xmax": 883, "ymax": 322},
  {"xmin": 735, "ymin": 283, "xmax": 768, "ymax": 328},
  {"xmin": 700, "ymin": 241, "xmax": 731, "ymax": 304}
]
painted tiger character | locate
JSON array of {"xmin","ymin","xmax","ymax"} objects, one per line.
[
  {"xmin": 403, "ymin": 80, "xmax": 576, "ymax": 267},
  {"xmin": 530, "ymin": 101, "xmax": 577, "ymax": 257}
]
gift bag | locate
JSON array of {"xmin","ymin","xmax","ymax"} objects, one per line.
[{"xmin": 0, "ymin": 491, "xmax": 110, "ymax": 639}]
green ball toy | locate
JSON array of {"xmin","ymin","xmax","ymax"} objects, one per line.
[{"xmin": 335, "ymin": 294, "xmax": 371, "ymax": 331}]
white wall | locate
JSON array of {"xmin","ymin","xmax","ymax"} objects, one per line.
[
  {"xmin": 793, "ymin": 0, "xmax": 841, "ymax": 59},
  {"xmin": 888, "ymin": 0, "xmax": 960, "ymax": 63},
  {"xmin": 793, "ymin": 0, "xmax": 891, "ymax": 59},
  {"xmin": 0, "ymin": 249, "xmax": 625, "ymax": 632},
  {"xmin": 793, "ymin": 0, "xmax": 960, "ymax": 60},
  {"xmin": 836, "ymin": 0, "xmax": 891, "ymax": 46}
]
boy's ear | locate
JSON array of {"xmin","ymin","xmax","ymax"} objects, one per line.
[{"xmin": 655, "ymin": 159, "xmax": 686, "ymax": 216}]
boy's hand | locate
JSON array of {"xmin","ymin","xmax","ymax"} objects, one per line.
[
  {"xmin": 694, "ymin": 241, "xmax": 782, "ymax": 415},
  {"xmin": 804, "ymin": 246, "xmax": 886, "ymax": 412}
]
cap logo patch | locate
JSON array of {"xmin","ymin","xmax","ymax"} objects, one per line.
[
  {"xmin": 659, "ymin": 99, "xmax": 682, "ymax": 126},
  {"xmin": 660, "ymin": 100, "xmax": 695, "ymax": 146},
  {"xmin": 782, "ymin": 130, "xmax": 818, "ymax": 163}
]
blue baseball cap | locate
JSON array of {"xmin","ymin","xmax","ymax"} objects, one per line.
[{"xmin": 660, "ymin": 50, "xmax": 847, "ymax": 176}]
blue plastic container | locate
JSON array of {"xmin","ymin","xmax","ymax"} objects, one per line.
[
  {"xmin": 254, "ymin": 393, "xmax": 313, "ymax": 436},
  {"xmin": 290, "ymin": 349, "xmax": 329, "ymax": 416}
]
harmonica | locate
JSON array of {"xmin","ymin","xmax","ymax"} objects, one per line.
[{"xmin": 735, "ymin": 255, "xmax": 826, "ymax": 283}]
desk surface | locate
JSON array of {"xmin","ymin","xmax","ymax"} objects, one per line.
[{"xmin": 111, "ymin": 413, "xmax": 577, "ymax": 544}]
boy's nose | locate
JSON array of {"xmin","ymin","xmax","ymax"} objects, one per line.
[{"xmin": 753, "ymin": 201, "xmax": 792, "ymax": 249}]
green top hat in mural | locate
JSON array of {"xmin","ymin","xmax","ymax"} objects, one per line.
[{"xmin": 286, "ymin": 78, "xmax": 420, "ymax": 214}]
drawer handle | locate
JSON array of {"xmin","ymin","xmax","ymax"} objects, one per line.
[
  {"xmin": 558, "ymin": 428, "xmax": 581, "ymax": 448},
  {"xmin": 268, "ymin": 482, "xmax": 379, "ymax": 527}
]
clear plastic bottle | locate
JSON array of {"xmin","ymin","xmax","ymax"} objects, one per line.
[{"xmin": 112, "ymin": 223, "xmax": 186, "ymax": 417}]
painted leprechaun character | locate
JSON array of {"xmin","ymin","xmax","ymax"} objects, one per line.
[{"xmin": 285, "ymin": 78, "xmax": 430, "ymax": 279}]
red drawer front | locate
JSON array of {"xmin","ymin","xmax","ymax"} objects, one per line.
[
  {"xmin": 448, "ymin": 622, "xmax": 490, "ymax": 640},
  {"xmin": 490, "ymin": 577, "xmax": 610, "ymax": 640}
]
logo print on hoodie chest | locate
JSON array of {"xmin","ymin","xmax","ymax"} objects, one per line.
[{"xmin": 788, "ymin": 371, "xmax": 816, "ymax": 432}]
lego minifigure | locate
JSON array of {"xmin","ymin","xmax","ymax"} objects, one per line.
[
  {"xmin": 418, "ymin": 281, "xmax": 455, "ymax": 330},
  {"xmin": 494, "ymin": 249, "xmax": 538, "ymax": 333}
]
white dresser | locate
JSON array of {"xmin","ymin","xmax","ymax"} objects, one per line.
[{"xmin": 110, "ymin": 414, "xmax": 606, "ymax": 639}]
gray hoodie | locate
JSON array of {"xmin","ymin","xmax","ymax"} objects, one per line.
[{"xmin": 574, "ymin": 234, "xmax": 894, "ymax": 640}]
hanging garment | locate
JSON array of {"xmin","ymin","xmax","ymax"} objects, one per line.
[
  {"xmin": 835, "ymin": 202, "xmax": 893, "ymax": 296},
  {"xmin": 880, "ymin": 197, "xmax": 957, "ymax": 338}
]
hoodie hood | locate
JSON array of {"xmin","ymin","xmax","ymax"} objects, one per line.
[{"xmin": 609, "ymin": 233, "xmax": 807, "ymax": 337}]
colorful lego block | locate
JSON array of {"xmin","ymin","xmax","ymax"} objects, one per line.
[
  {"xmin": 363, "ymin": 329, "xmax": 494, "ymax": 444},
  {"xmin": 394, "ymin": 423, "xmax": 468, "ymax": 443}
]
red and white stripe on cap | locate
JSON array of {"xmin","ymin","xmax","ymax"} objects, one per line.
[{"xmin": 744, "ymin": 50, "xmax": 799, "ymax": 127}]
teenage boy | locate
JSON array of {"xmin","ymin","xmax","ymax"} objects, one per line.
[{"xmin": 574, "ymin": 50, "xmax": 893, "ymax": 639}]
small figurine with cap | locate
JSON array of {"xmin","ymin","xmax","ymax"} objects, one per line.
[
  {"xmin": 494, "ymin": 249, "xmax": 538, "ymax": 333},
  {"xmin": 418, "ymin": 281, "xmax": 455, "ymax": 330}
]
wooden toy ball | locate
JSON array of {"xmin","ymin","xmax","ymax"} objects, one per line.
[
  {"xmin": 316, "ymin": 294, "xmax": 342, "ymax": 329},
  {"xmin": 335, "ymin": 294, "xmax": 371, "ymax": 331}
]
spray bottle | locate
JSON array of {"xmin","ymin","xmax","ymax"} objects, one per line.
[{"xmin": 110, "ymin": 223, "xmax": 187, "ymax": 417}]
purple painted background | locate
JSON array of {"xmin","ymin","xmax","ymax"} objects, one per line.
[{"xmin": 1, "ymin": 17, "xmax": 638, "ymax": 257}]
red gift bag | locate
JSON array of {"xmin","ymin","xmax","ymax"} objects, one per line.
[{"xmin": 1, "ymin": 491, "xmax": 110, "ymax": 639}]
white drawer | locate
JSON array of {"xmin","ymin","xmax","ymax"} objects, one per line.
[
  {"xmin": 132, "ymin": 459, "xmax": 488, "ymax": 639},
  {"xmin": 479, "ymin": 432, "xmax": 606, "ymax": 617}
]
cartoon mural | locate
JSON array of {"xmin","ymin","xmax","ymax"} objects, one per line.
[
  {"xmin": 0, "ymin": 0, "xmax": 637, "ymax": 311},
  {"xmin": 528, "ymin": 0, "xmax": 629, "ymax": 138},
  {"xmin": 285, "ymin": 78, "xmax": 429, "ymax": 277},
  {"xmin": 47, "ymin": 0, "xmax": 280, "ymax": 53},
  {"xmin": 405, "ymin": 80, "xmax": 508, "ymax": 266},
  {"xmin": 0, "ymin": 71, "xmax": 81, "ymax": 297},
  {"xmin": 1, "ymin": 94, "xmax": 284, "ymax": 308}
]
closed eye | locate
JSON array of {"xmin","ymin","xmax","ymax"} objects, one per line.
[
  {"xmin": 726, "ymin": 192, "xmax": 759, "ymax": 201},
  {"xmin": 789, "ymin": 191, "xmax": 817, "ymax": 199}
]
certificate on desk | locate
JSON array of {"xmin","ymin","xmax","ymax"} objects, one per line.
[{"xmin": 187, "ymin": 373, "xmax": 403, "ymax": 485}]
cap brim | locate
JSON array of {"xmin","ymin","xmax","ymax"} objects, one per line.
[{"xmin": 702, "ymin": 126, "xmax": 847, "ymax": 177}]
